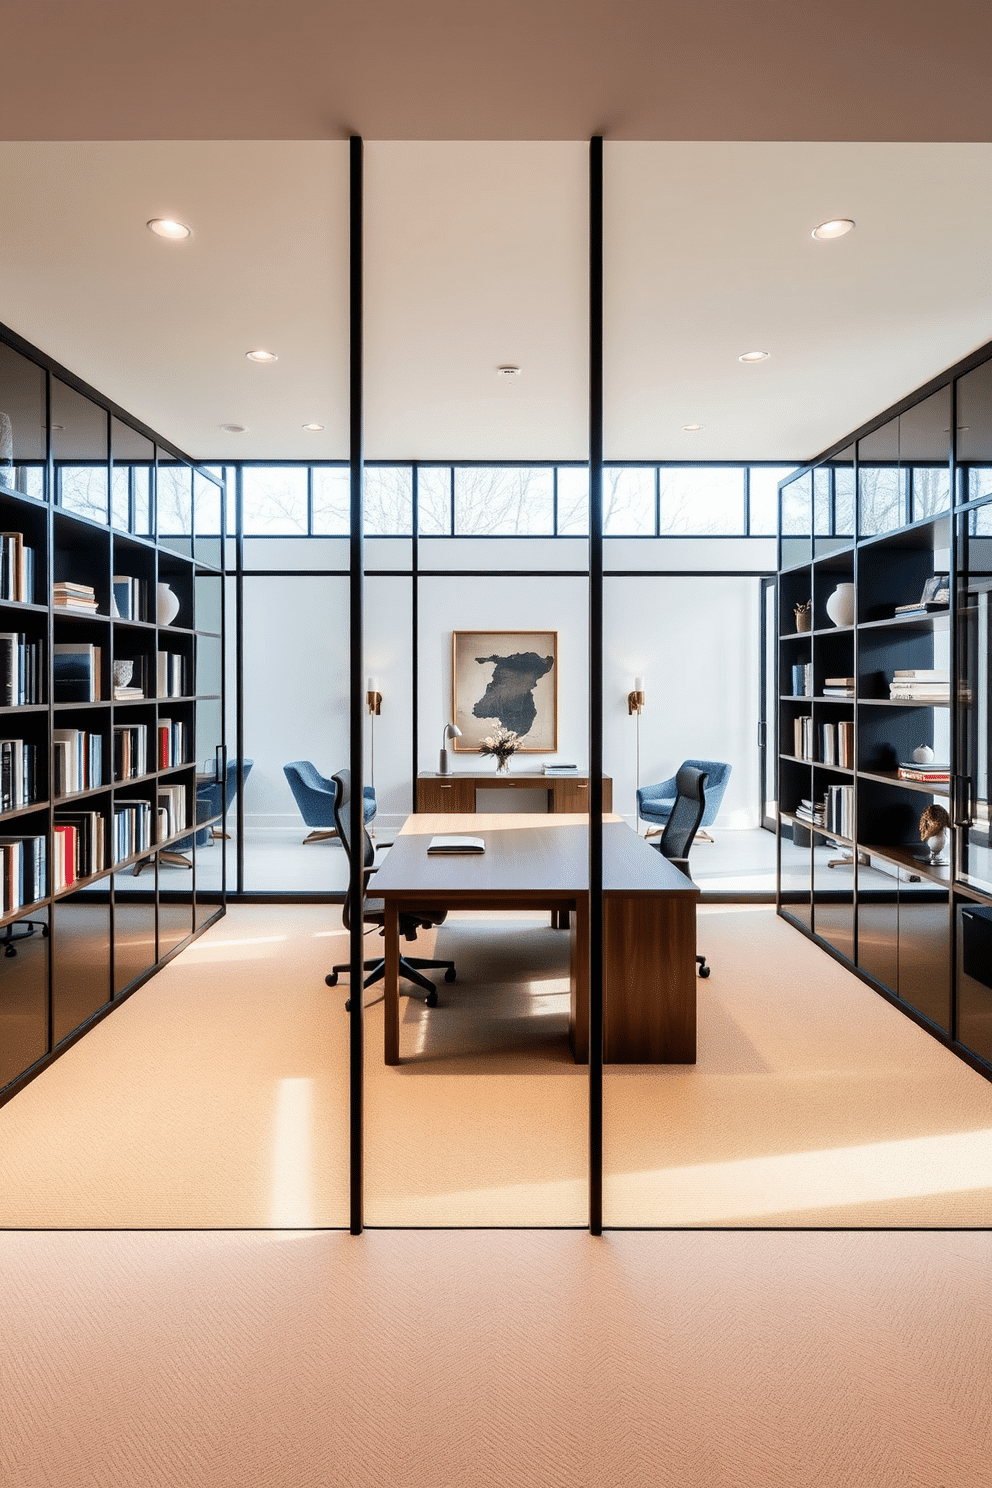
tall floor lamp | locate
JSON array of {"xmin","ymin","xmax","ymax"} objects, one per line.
[
  {"xmin": 627, "ymin": 675, "xmax": 645, "ymax": 833},
  {"xmin": 366, "ymin": 675, "xmax": 381, "ymax": 838}
]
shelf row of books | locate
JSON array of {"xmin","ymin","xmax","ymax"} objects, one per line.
[
  {"xmin": 50, "ymin": 644, "xmax": 191, "ymax": 703},
  {"xmin": 790, "ymin": 717, "xmax": 854, "ymax": 766},
  {"xmin": 114, "ymin": 800, "xmax": 153, "ymax": 863},
  {"xmin": 1, "ymin": 739, "xmax": 40, "ymax": 811},
  {"xmin": 53, "ymin": 729, "xmax": 103, "ymax": 796},
  {"xmin": 791, "ymin": 663, "xmax": 813, "ymax": 698},
  {"xmin": 824, "ymin": 783, "xmax": 855, "ymax": 839},
  {"xmin": 0, "ymin": 835, "xmax": 45, "ymax": 914},
  {"xmin": 112, "ymin": 575, "xmax": 149, "ymax": 622},
  {"xmin": 114, "ymin": 724, "xmax": 149, "ymax": 780},
  {"xmin": 158, "ymin": 651, "xmax": 189, "ymax": 698},
  {"xmin": 1, "ymin": 532, "xmax": 35, "ymax": 604},
  {"xmin": 53, "ymin": 812, "xmax": 106, "ymax": 886},
  {"xmin": 1, "ymin": 632, "xmax": 44, "ymax": 705},
  {"xmin": 158, "ymin": 718, "xmax": 187, "ymax": 769},
  {"xmin": 157, "ymin": 785, "xmax": 188, "ymax": 841}
]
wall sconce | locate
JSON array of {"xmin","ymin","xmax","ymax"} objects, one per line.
[
  {"xmin": 627, "ymin": 676, "xmax": 645, "ymax": 715},
  {"xmin": 366, "ymin": 676, "xmax": 382, "ymax": 716},
  {"xmin": 628, "ymin": 677, "xmax": 645, "ymax": 832},
  {"xmin": 439, "ymin": 722, "xmax": 462, "ymax": 775},
  {"xmin": 367, "ymin": 677, "xmax": 382, "ymax": 835}
]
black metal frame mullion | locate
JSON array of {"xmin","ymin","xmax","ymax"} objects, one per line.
[
  {"xmin": 411, "ymin": 465, "xmax": 419, "ymax": 791},
  {"xmin": 235, "ymin": 467, "xmax": 245, "ymax": 896},
  {"xmin": 348, "ymin": 134, "xmax": 365, "ymax": 1237},
  {"xmin": 588, "ymin": 135, "xmax": 604, "ymax": 1237}
]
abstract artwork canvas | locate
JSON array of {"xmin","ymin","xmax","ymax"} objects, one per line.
[{"xmin": 452, "ymin": 631, "xmax": 558, "ymax": 752}]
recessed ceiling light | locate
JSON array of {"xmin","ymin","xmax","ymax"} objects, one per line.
[
  {"xmin": 51, "ymin": 424, "xmax": 64, "ymax": 431},
  {"xmin": 738, "ymin": 350, "xmax": 770, "ymax": 363},
  {"xmin": 496, "ymin": 365, "xmax": 521, "ymax": 377},
  {"xmin": 811, "ymin": 218, "xmax": 855, "ymax": 241},
  {"xmin": 302, "ymin": 422, "xmax": 324, "ymax": 431},
  {"xmin": 220, "ymin": 423, "xmax": 248, "ymax": 433},
  {"xmin": 682, "ymin": 423, "xmax": 704, "ymax": 432},
  {"xmin": 246, "ymin": 349, "xmax": 278, "ymax": 363},
  {"xmin": 147, "ymin": 218, "xmax": 191, "ymax": 240}
]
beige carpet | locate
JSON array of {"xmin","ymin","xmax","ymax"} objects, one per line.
[
  {"xmin": 1, "ymin": 903, "xmax": 991, "ymax": 1227},
  {"xmin": 2, "ymin": 1228, "xmax": 990, "ymax": 1488}
]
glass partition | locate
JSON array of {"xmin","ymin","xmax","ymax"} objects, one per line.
[
  {"xmin": 53, "ymin": 380, "xmax": 109, "ymax": 524},
  {"xmin": 858, "ymin": 417, "xmax": 905, "ymax": 537},
  {"xmin": 902, "ymin": 386, "xmax": 951, "ymax": 521},
  {"xmin": 157, "ymin": 455, "xmax": 193, "ymax": 555},
  {"xmin": 956, "ymin": 360, "xmax": 992, "ymax": 505},
  {"xmin": 0, "ymin": 341, "xmax": 47, "ymax": 499},
  {"xmin": 111, "ymin": 417, "xmax": 154, "ymax": 536}
]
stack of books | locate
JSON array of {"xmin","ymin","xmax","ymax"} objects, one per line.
[
  {"xmin": 157, "ymin": 718, "xmax": 187, "ymax": 768},
  {"xmin": 53, "ymin": 729, "xmax": 103, "ymax": 796},
  {"xmin": 113, "ymin": 799, "xmax": 153, "ymax": 863},
  {"xmin": 791, "ymin": 662, "xmax": 813, "ymax": 698},
  {"xmin": 112, "ymin": 575, "xmax": 149, "ymax": 622},
  {"xmin": 889, "ymin": 668, "xmax": 948, "ymax": 702},
  {"xmin": 157, "ymin": 783, "xmax": 188, "ymax": 841},
  {"xmin": 795, "ymin": 796, "xmax": 825, "ymax": 828},
  {"xmin": 157, "ymin": 650, "xmax": 187, "ymax": 698},
  {"xmin": 1, "ymin": 738, "xmax": 40, "ymax": 811},
  {"xmin": 543, "ymin": 763, "xmax": 578, "ymax": 776},
  {"xmin": 113, "ymin": 723, "xmax": 149, "ymax": 780},
  {"xmin": 824, "ymin": 783, "xmax": 855, "ymax": 839},
  {"xmin": 820, "ymin": 719, "xmax": 854, "ymax": 767},
  {"xmin": 0, "ymin": 531, "xmax": 35, "ymax": 603},
  {"xmin": 53, "ymin": 642, "xmax": 102, "ymax": 702},
  {"xmin": 0, "ymin": 633, "xmax": 44, "ymax": 705},
  {"xmin": 793, "ymin": 715, "xmax": 814, "ymax": 760},
  {"xmin": 53, "ymin": 811, "xmax": 105, "ymax": 888},
  {"xmin": 0, "ymin": 834, "xmax": 46, "ymax": 911},
  {"xmin": 822, "ymin": 675, "xmax": 855, "ymax": 698},
  {"xmin": 53, "ymin": 580, "xmax": 99, "ymax": 614},
  {"xmin": 897, "ymin": 760, "xmax": 950, "ymax": 785}
]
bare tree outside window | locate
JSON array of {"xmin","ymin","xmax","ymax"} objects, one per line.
[
  {"xmin": 910, "ymin": 466, "xmax": 951, "ymax": 520},
  {"xmin": 966, "ymin": 467, "xmax": 992, "ymax": 504},
  {"xmin": 418, "ymin": 467, "xmax": 452, "ymax": 535},
  {"xmin": 364, "ymin": 466, "xmax": 412, "ymax": 535},
  {"xmin": 780, "ymin": 471, "xmax": 812, "ymax": 537},
  {"xmin": 194, "ymin": 469, "xmax": 224, "ymax": 537},
  {"xmin": 157, "ymin": 462, "xmax": 193, "ymax": 536},
  {"xmin": 312, "ymin": 467, "xmax": 348, "ymax": 534},
  {"xmin": 243, "ymin": 466, "xmax": 307, "ymax": 535},
  {"xmin": 859, "ymin": 466, "xmax": 905, "ymax": 537},
  {"xmin": 750, "ymin": 466, "xmax": 797, "ymax": 535},
  {"xmin": 556, "ymin": 466, "xmax": 587, "ymax": 534},
  {"xmin": 453, "ymin": 467, "xmax": 553, "ymax": 534},
  {"xmin": 658, "ymin": 467, "xmax": 744, "ymax": 535},
  {"xmin": 602, "ymin": 467, "xmax": 655, "ymax": 534},
  {"xmin": 111, "ymin": 466, "xmax": 130, "ymax": 530},
  {"xmin": 58, "ymin": 466, "xmax": 109, "ymax": 524}
]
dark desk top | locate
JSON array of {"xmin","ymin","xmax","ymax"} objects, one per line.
[{"xmin": 372, "ymin": 812, "xmax": 697, "ymax": 900}]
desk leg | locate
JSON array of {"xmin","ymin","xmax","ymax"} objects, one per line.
[
  {"xmin": 569, "ymin": 897, "xmax": 589, "ymax": 1063},
  {"xmin": 384, "ymin": 902, "xmax": 401, "ymax": 1066}
]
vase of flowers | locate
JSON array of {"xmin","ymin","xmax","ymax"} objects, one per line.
[{"xmin": 479, "ymin": 725, "xmax": 519, "ymax": 773}]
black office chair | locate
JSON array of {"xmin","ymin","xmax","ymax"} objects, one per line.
[
  {"xmin": 324, "ymin": 769, "xmax": 456, "ymax": 1010},
  {"xmin": 652, "ymin": 763, "xmax": 711, "ymax": 978}
]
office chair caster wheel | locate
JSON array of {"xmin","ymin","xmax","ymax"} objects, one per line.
[
  {"xmin": 325, "ymin": 972, "xmax": 339, "ymax": 986},
  {"xmin": 5, "ymin": 944, "xmax": 16, "ymax": 958},
  {"xmin": 425, "ymin": 989, "xmax": 438, "ymax": 1008},
  {"xmin": 698, "ymin": 965, "xmax": 710, "ymax": 978},
  {"xmin": 444, "ymin": 967, "xmax": 456, "ymax": 983},
  {"xmin": 344, "ymin": 997, "xmax": 352, "ymax": 1011}
]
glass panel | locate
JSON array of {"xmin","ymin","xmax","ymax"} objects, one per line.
[
  {"xmin": 602, "ymin": 467, "xmax": 654, "ymax": 535},
  {"xmin": 957, "ymin": 903, "xmax": 992, "ymax": 1063},
  {"xmin": 658, "ymin": 467, "xmax": 744, "ymax": 535},
  {"xmin": 53, "ymin": 380, "xmax": 109, "ymax": 524},
  {"xmin": 749, "ymin": 466, "xmax": 796, "ymax": 536},
  {"xmin": 453, "ymin": 467, "xmax": 554, "ymax": 535},
  {"xmin": 813, "ymin": 466, "xmax": 831, "ymax": 535},
  {"xmin": 831, "ymin": 445, "xmax": 856, "ymax": 539},
  {"xmin": 858, "ymin": 418, "xmax": 904, "ymax": 537},
  {"xmin": 417, "ymin": 467, "xmax": 451, "ymax": 535},
  {"xmin": 898, "ymin": 892, "xmax": 950, "ymax": 1032},
  {"xmin": 0, "ymin": 907, "xmax": 49, "ymax": 1090},
  {"xmin": 901, "ymin": 386, "xmax": 951, "ymax": 521},
  {"xmin": 242, "ymin": 466, "xmax": 308, "ymax": 535},
  {"xmin": 956, "ymin": 359, "xmax": 992, "ymax": 504},
  {"xmin": 780, "ymin": 470, "xmax": 812, "ymax": 567},
  {"xmin": 111, "ymin": 417, "xmax": 155, "ymax": 538},
  {"xmin": 0, "ymin": 342, "xmax": 47, "ymax": 499},
  {"xmin": 813, "ymin": 836, "xmax": 854, "ymax": 962},
  {"xmin": 956, "ymin": 510, "xmax": 992, "ymax": 894},
  {"xmin": 311, "ymin": 466, "xmax": 349, "ymax": 534},
  {"xmin": 158, "ymin": 890, "xmax": 193, "ymax": 958},
  {"xmin": 194, "ymin": 469, "xmax": 224, "ymax": 572},
  {"xmin": 112, "ymin": 873, "xmax": 156, "ymax": 996},
  {"xmin": 556, "ymin": 466, "xmax": 588, "ymax": 534},
  {"xmin": 365, "ymin": 466, "xmax": 412, "ymax": 535},
  {"xmin": 52, "ymin": 893, "xmax": 112, "ymax": 1044},
  {"xmin": 857, "ymin": 874, "xmax": 899, "ymax": 993},
  {"xmin": 157, "ymin": 456, "xmax": 193, "ymax": 552}
]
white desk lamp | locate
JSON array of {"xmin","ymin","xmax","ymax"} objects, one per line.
[{"xmin": 439, "ymin": 722, "xmax": 462, "ymax": 775}]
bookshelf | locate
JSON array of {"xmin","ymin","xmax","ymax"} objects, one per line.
[
  {"xmin": 776, "ymin": 349, "xmax": 992, "ymax": 1079},
  {"xmin": 0, "ymin": 335, "xmax": 225, "ymax": 1100}
]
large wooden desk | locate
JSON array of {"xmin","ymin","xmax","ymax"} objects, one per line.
[
  {"xmin": 371, "ymin": 812, "xmax": 698, "ymax": 1067},
  {"xmin": 417, "ymin": 771, "xmax": 612, "ymax": 814}
]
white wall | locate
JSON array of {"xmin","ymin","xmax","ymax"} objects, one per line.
[{"xmin": 234, "ymin": 540, "xmax": 766, "ymax": 840}]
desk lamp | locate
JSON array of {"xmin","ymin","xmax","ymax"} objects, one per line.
[{"xmin": 439, "ymin": 722, "xmax": 462, "ymax": 775}]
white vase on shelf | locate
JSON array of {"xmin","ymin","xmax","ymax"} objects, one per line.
[
  {"xmin": 825, "ymin": 582, "xmax": 855, "ymax": 628},
  {"xmin": 913, "ymin": 744, "xmax": 935, "ymax": 764},
  {"xmin": 157, "ymin": 582, "xmax": 180, "ymax": 626}
]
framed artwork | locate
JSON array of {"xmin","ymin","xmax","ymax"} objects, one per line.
[{"xmin": 452, "ymin": 630, "xmax": 558, "ymax": 752}]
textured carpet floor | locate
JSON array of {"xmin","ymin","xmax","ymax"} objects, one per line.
[
  {"xmin": 1, "ymin": 904, "xmax": 991, "ymax": 1227},
  {"xmin": 2, "ymin": 1228, "xmax": 990, "ymax": 1488}
]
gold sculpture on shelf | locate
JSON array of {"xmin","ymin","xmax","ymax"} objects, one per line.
[
  {"xmin": 794, "ymin": 600, "xmax": 812, "ymax": 633},
  {"xmin": 919, "ymin": 802, "xmax": 950, "ymax": 865}
]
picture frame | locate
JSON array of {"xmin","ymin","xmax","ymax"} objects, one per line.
[
  {"xmin": 920, "ymin": 572, "xmax": 949, "ymax": 604},
  {"xmin": 452, "ymin": 630, "xmax": 558, "ymax": 752}
]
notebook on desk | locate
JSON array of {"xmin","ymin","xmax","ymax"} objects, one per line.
[{"xmin": 427, "ymin": 835, "xmax": 485, "ymax": 855}]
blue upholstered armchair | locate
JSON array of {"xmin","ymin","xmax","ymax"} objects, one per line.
[
  {"xmin": 637, "ymin": 759, "xmax": 731, "ymax": 839},
  {"xmin": 283, "ymin": 761, "xmax": 376, "ymax": 843},
  {"xmin": 197, "ymin": 757, "xmax": 254, "ymax": 842}
]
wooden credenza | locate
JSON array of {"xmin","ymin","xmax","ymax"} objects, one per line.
[{"xmin": 416, "ymin": 771, "xmax": 613, "ymax": 815}]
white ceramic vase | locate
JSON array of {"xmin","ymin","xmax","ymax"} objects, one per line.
[
  {"xmin": 825, "ymin": 582, "xmax": 855, "ymax": 628},
  {"xmin": 157, "ymin": 582, "xmax": 180, "ymax": 626},
  {"xmin": 913, "ymin": 744, "xmax": 935, "ymax": 764}
]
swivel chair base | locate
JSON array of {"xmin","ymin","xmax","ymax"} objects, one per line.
[
  {"xmin": 303, "ymin": 828, "xmax": 338, "ymax": 844},
  {"xmin": 696, "ymin": 954, "xmax": 710, "ymax": 979},
  {"xmin": 2, "ymin": 920, "xmax": 48, "ymax": 958},
  {"xmin": 326, "ymin": 954, "xmax": 456, "ymax": 1011}
]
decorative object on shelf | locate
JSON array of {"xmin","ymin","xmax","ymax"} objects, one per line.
[
  {"xmin": 825, "ymin": 582, "xmax": 855, "ymax": 628},
  {"xmin": 913, "ymin": 743, "xmax": 935, "ymax": 764},
  {"xmin": 438, "ymin": 722, "xmax": 462, "ymax": 776},
  {"xmin": 112, "ymin": 660, "xmax": 133, "ymax": 689},
  {"xmin": 156, "ymin": 582, "xmax": 180, "ymax": 626},
  {"xmin": 479, "ymin": 725, "xmax": 520, "ymax": 773},
  {"xmin": 793, "ymin": 600, "xmax": 812, "ymax": 633},
  {"xmin": 452, "ymin": 630, "xmax": 557, "ymax": 752},
  {"xmin": 919, "ymin": 802, "xmax": 950, "ymax": 865},
  {"xmin": 894, "ymin": 573, "xmax": 950, "ymax": 617},
  {"xmin": 628, "ymin": 676, "xmax": 646, "ymax": 832}
]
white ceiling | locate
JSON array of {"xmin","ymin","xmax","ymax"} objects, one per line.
[{"xmin": 1, "ymin": 140, "xmax": 990, "ymax": 464}]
